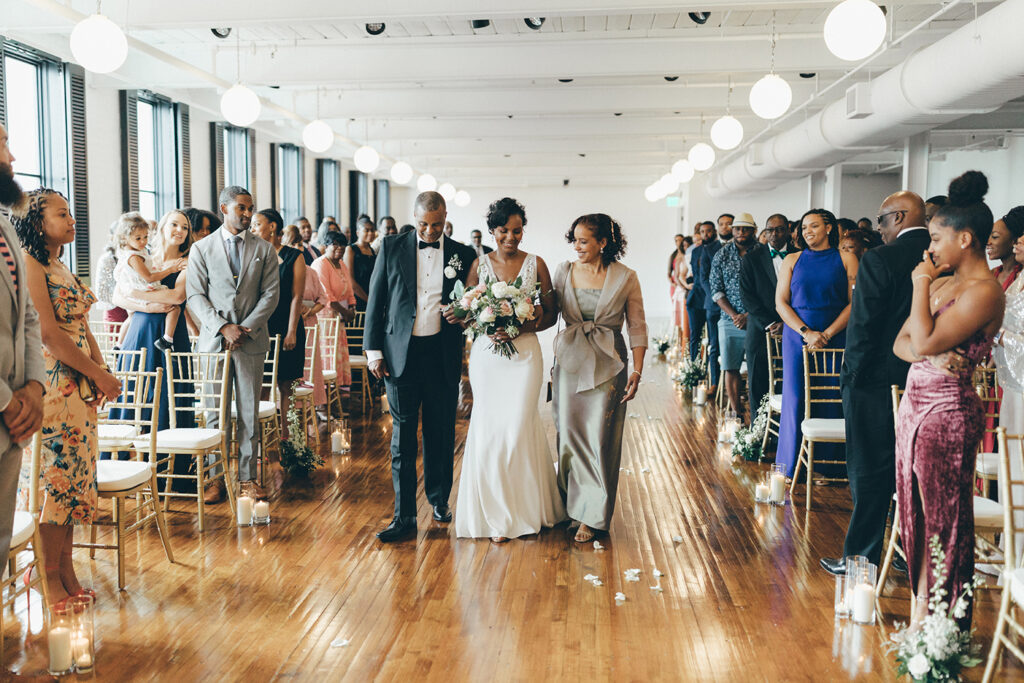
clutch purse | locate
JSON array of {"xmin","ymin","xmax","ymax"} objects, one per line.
[{"xmin": 77, "ymin": 373, "xmax": 98, "ymax": 403}]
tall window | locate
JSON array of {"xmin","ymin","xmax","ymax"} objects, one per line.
[
  {"xmin": 224, "ymin": 125, "xmax": 250, "ymax": 189},
  {"xmin": 135, "ymin": 96, "xmax": 176, "ymax": 220},
  {"xmin": 275, "ymin": 143, "xmax": 302, "ymax": 224},
  {"xmin": 316, "ymin": 159, "xmax": 340, "ymax": 224}
]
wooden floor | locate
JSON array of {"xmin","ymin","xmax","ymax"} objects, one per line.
[{"xmin": 4, "ymin": 356, "xmax": 1024, "ymax": 681}]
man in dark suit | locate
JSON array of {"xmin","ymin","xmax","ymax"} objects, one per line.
[
  {"xmin": 365, "ymin": 191, "xmax": 476, "ymax": 542},
  {"xmin": 686, "ymin": 222, "xmax": 715, "ymax": 365},
  {"xmin": 739, "ymin": 213, "xmax": 792, "ymax": 418},
  {"xmin": 697, "ymin": 214, "xmax": 733, "ymax": 388},
  {"xmin": 469, "ymin": 229, "xmax": 493, "ymax": 259},
  {"xmin": 821, "ymin": 192, "xmax": 934, "ymax": 574}
]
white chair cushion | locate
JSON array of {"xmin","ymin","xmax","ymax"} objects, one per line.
[
  {"xmin": 10, "ymin": 511, "xmax": 34, "ymax": 549},
  {"xmin": 138, "ymin": 428, "xmax": 222, "ymax": 451},
  {"xmin": 97, "ymin": 460, "xmax": 152, "ymax": 492},
  {"xmin": 1009, "ymin": 568, "xmax": 1024, "ymax": 606},
  {"xmin": 295, "ymin": 385, "xmax": 313, "ymax": 397},
  {"xmin": 769, "ymin": 394, "xmax": 782, "ymax": 411},
  {"xmin": 323, "ymin": 370, "xmax": 337, "ymax": 381},
  {"xmin": 974, "ymin": 495, "xmax": 1004, "ymax": 529},
  {"xmin": 232, "ymin": 401, "xmax": 277, "ymax": 419},
  {"xmin": 800, "ymin": 418, "xmax": 846, "ymax": 441},
  {"xmin": 98, "ymin": 424, "xmax": 140, "ymax": 447},
  {"xmin": 976, "ymin": 452, "xmax": 999, "ymax": 477},
  {"xmin": 349, "ymin": 355, "xmax": 367, "ymax": 368}
]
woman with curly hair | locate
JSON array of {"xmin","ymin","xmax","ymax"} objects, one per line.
[
  {"xmin": 14, "ymin": 188, "xmax": 121, "ymax": 606},
  {"xmin": 551, "ymin": 213, "xmax": 647, "ymax": 543}
]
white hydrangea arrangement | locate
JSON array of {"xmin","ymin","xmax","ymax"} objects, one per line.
[{"xmin": 731, "ymin": 394, "xmax": 771, "ymax": 461}]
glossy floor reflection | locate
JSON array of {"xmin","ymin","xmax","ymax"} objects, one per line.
[{"xmin": 2, "ymin": 356, "xmax": 1022, "ymax": 680}]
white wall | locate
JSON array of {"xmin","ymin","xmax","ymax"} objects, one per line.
[
  {"xmin": 841, "ymin": 174, "xmax": 902, "ymax": 224},
  {"xmin": 928, "ymin": 136, "xmax": 1024, "ymax": 217},
  {"xmin": 685, "ymin": 175, "xmax": 811, "ymax": 233},
  {"xmin": 83, "ymin": 81, "xmax": 121, "ymax": 267}
]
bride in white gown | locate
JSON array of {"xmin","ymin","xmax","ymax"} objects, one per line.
[{"xmin": 455, "ymin": 198, "xmax": 567, "ymax": 542}]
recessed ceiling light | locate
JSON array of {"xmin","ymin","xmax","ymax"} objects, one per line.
[
  {"xmin": 613, "ymin": 112, "xmax": 622, "ymax": 117},
  {"xmin": 524, "ymin": 18, "xmax": 545, "ymax": 30},
  {"xmin": 688, "ymin": 12, "xmax": 711, "ymax": 25},
  {"xmin": 799, "ymin": 72, "xmax": 817, "ymax": 79},
  {"xmin": 664, "ymin": 76, "xmax": 679, "ymax": 82},
  {"xmin": 471, "ymin": 20, "xmax": 491, "ymax": 29},
  {"xmin": 558, "ymin": 78, "xmax": 574, "ymax": 83},
  {"xmin": 210, "ymin": 28, "xmax": 231, "ymax": 39},
  {"xmin": 365, "ymin": 23, "xmax": 385, "ymax": 35}
]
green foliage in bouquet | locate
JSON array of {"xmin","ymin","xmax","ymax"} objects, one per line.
[
  {"xmin": 674, "ymin": 356, "xmax": 707, "ymax": 389},
  {"xmin": 448, "ymin": 276, "xmax": 541, "ymax": 359},
  {"xmin": 279, "ymin": 385, "xmax": 325, "ymax": 478},
  {"xmin": 731, "ymin": 394, "xmax": 771, "ymax": 462},
  {"xmin": 887, "ymin": 536, "xmax": 982, "ymax": 682}
]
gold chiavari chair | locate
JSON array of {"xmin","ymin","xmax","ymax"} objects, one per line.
[
  {"xmin": 318, "ymin": 316, "xmax": 346, "ymax": 427},
  {"xmin": 346, "ymin": 311, "xmax": 371, "ymax": 414},
  {"xmin": 761, "ymin": 330, "xmax": 784, "ymax": 452},
  {"xmin": 789, "ymin": 347, "xmax": 847, "ymax": 510},
  {"xmin": 80, "ymin": 369, "xmax": 174, "ymax": 590},
  {"xmin": 983, "ymin": 427, "xmax": 1024, "ymax": 682},
  {"xmin": 974, "ymin": 365, "xmax": 1001, "ymax": 497},
  {"xmin": 144, "ymin": 349, "xmax": 236, "ymax": 530},
  {"xmin": 231, "ymin": 335, "xmax": 282, "ymax": 487},
  {"xmin": 294, "ymin": 325, "xmax": 320, "ymax": 449},
  {"xmin": 97, "ymin": 350, "xmax": 148, "ymax": 457},
  {"xmin": 876, "ymin": 386, "xmax": 911, "ymax": 606},
  {"xmin": 2, "ymin": 433, "xmax": 50, "ymax": 662},
  {"xmin": 88, "ymin": 318, "xmax": 124, "ymax": 351}
]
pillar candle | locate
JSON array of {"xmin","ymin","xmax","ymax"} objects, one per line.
[
  {"xmin": 770, "ymin": 473, "xmax": 787, "ymax": 504},
  {"xmin": 755, "ymin": 483, "xmax": 770, "ymax": 502},
  {"xmin": 695, "ymin": 385, "xmax": 707, "ymax": 405},
  {"xmin": 331, "ymin": 430, "xmax": 343, "ymax": 453},
  {"xmin": 254, "ymin": 500, "xmax": 270, "ymax": 519},
  {"xmin": 851, "ymin": 583, "xmax": 875, "ymax": 623},
  {"xmin": 48, "ymin": 626, "xmax": 73, "ymax": 672},
  {"xmin": 237, "ymin": 495, "xmax": 254, "ymax": 525}
]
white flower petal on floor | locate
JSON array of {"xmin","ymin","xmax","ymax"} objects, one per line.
[
  {"xmin": 591, "ymin": 579, "xmax": 603, "ymax": 586},
  {"xmin": 672, "ymin": 535, "xmax": 683, "ymax": 543},
  {"xmin": 614, "ymin": 592, "xmax": 626, "ymax": 604},
  {"xmin": 331, "ymin": 638, "xmax": 351, "ymax": 648},
  {"xmin": 624, "ymin": 569, "xmax": 642, "ymax": 582},
  {"xmin": 584, "ymin": 573, "xmax": 598, "ymax": 581},
  {"xmin": 619, "ymin": 467, "xmax": 632, "ymax": 475},
  {"xmin": 650, "ymin": 584, "xmax": 664, "ymax": 592},
  {"xmin": 593, "ymin": 540, "xmax": 605, "ymax": 551},
  {"xmin": 653, "ymin": 569, "xmax": 664, "ymax": 578},
  {"xmin": 641, "ymin": 467, "xmax": 652, "ymax": 474}
]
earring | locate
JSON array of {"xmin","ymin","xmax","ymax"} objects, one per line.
[{"xmin": 961, "ymin": 244, "xmax": 967, "ymax": 250}]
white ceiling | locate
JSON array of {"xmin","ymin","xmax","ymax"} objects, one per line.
[{"xmin": 4, "ymin": 0, "xmax": 1018, "ymax": 188}]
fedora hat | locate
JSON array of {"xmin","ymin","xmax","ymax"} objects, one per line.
[{"xmin": 733, "ymin": 212, "xmax": 757, "ymax": 228}]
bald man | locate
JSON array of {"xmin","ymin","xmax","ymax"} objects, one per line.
[{"xmin": 821, "ymin": 191, "xmax": 931, "ymax": 576}]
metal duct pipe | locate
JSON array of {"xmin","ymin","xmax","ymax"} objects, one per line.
[{"xmin": 707, "ymin": 0, "xmax": 1024, "ymax": 197}]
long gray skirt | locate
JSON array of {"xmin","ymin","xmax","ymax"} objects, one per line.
[{"xmin": 552, "ymin": 335, "xmax": 628, "ymax": 531}]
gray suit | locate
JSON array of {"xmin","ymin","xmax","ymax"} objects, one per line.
[
  {"xmin": 186, "ymin": 229, "xmax": 279, "ymax": 481},
  {"xmin": 0, "ymin": 212, "xmax": 46, "ymax": 570}
]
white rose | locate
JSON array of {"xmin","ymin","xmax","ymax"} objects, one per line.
[
  {"xmin": 505, "ymin": 285, "xmax": 520, "ymax": 297},
  {"xmin": 444, "ymin": 266, "xmax": 457, "ymax": 279},
  {"xmin": 471, "ymin": 298, "xmax": 483, "ymax": 311},
  {"xmin": 491, "ymin": 281, "xmax": 509, "ymax": 298},
  {"xmin": 478, "ymin": 306, "xmax": 496, "ymax": 324},
  {"xmin": 514, "ymin": 300, "xmax": 533, "ymax": 320},
  {"xmin": 907, "ymin": 653, "xmax": 930, "ymax": 678}
]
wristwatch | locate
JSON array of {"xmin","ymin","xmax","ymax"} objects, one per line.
[{"xmin": 799, "ymin": 325, "xmax": 808, "ymax": 334}]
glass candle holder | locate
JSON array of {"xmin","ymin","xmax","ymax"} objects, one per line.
[
  {"xmin": 694, "ymin": 382, "xmax": 708, "ymax": 406},
  {"xmin": 849, "ymin": 562, "xmax": 877, "ymax": 625},
  {"xmin": 236, "ymin": 495, "xmax": 254, "ymax": 527},
  {"xmin": 834, "ymin": 574, "xmax": 850, "ymax": 617},
  {"xmin": 48, "ymin": 603, "xmax": 75, "ymax": 676},
  {"xmin": 69, "ymin": 594, "xmax": 95, "ymax": 673},
  {"xmin": 769, "ymin": 464, "xmax": 787, "ymax": 505},
  {"xmin": 340, "ymin": 428, "xmax": 352, "ymax": 453},
  {"xmin": 253, "ymin": 499, "xmax": 271, "ymax": 525}
]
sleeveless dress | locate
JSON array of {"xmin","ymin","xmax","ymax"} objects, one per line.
[
  {"xmin": 351, "ymin": 245, "xmax": 376, "ymax": 312},
  {"xmin": 776, "ymin": 248, "xmax": 849, "ymax": 477},
  {"xmin": 455, "ymin": 253, "xmax": 567, "ymax": 538},
  {"xmin": 268, "ymin": 246, "xmax": 307, "ymax": 382},
  {"xmin": 18, "ymin": 260, "xmax": 98, "ymax": 525},
  {"xmin": 896, "ymin": 300, "xmax": 993, "ymax": 630}
]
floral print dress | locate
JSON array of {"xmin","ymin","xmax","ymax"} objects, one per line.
[{"xmin": 19, "ymin": 259, "xmax": 99, "ymax": 525}]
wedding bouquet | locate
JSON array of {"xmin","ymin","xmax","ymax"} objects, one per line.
[
  {"xmin": 887, "ymin": 536, "xmax": 982, "ymax": 682},
  {"xmin": 674, "ymin": 356, "xmax": 707, "ymax": 388},
  {"xmin": 448, "ymin": 276, "xmax": 540, "ymax": 359},
  {"xmin": 732, "ymin": 394, "xmax": 771, "ymax": 461}
]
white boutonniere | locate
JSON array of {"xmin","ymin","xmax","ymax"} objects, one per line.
[{"xmin": 444, "ymin": 254, "xmax": 462, "ymax": 280}]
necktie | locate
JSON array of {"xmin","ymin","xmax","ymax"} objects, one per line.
[
  {"xmin": 0, "ymin": 231, "xmax": 17, "ymax": 290},
  {"xmin": 770, "ymin": 247, "xmax": 787, "ymax": 259},
  {"xmin": 418, "ymin": 240, "xmax": 440, "ymax": 250},
  {"xmin": 228, "ymin": 235, "xmax": 241, "ymax": 278}
]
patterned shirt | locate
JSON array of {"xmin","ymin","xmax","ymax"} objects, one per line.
[{"xmin": 709, "ymin": 241, "xmax": 747, "ymax": 314}]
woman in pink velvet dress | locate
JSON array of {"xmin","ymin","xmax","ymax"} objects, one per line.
[
  {"xmin": 893, "ymin": 171, "xmax": 1004, "ymax": 630},
  {"xmin": 311, "ymin": 231, "xmax": 355, "ymax": 389}
]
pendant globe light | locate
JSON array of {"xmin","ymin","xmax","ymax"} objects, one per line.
[
  {"xmin": 688, "ymin": 143, "xmax": 715, "ymax": 171},
  {"xmin": 671, "ymin": 159, "xmax": 695, "ymax": 184},
  {"xmin": 438, "ymin": 183, "xmax": 457, "ymax": 201},
  {"xmin": 824, "ymin": 0, "xmax": 887, "ymax": 61},
  {"xmin": 455, "ymin": 190, "xmax": 471, "ymax": 207},
  {"xmin": 353, "ymin": 145, "xmax": 380, "ymax": 173},
  {"xmin": 220, "ymin": 30, "xmax": 261, "ymax": 126},
  {"xmin": 710, "ymin": 78, "xmax": 744, "ymax": 150},
  {"xmin": 644, "ymin": 184, "xmax": 661, "ymax": 203},
  {"xmin": 302, "ymin": 88, "xmax": 334, "ymax": 153},
  {"xmin": 658, "ymin": 173, "xmax": 680, "ymax": 196},
  {"xmin": 417, "ymin": 174, "xmax": 437, "ymax": 192},
  {"xmin": 749, "ymin": 13, "xmax": 793, "ymax": 120},
  {"xmin": 390, "ymin": 161, "xmax": 413, "ymax": 185},
  {"xmin": 70, "ymin": 11, "xmax": 128, "ymax": 74}
]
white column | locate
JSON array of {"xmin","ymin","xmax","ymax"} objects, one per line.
[
  {"xmin": 902, "ymin": 133, "xmax": 930, "ymax": 195},
  {"xmin": 808, "ymin": 171, "xmax": 826, "ymax": 209},
  {"xmin": 824, "ymin": 164, "xmax": 843, "ymax": 215}
]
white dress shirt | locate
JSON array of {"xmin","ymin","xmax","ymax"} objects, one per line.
[
  {"xmin": 366, "ymin": 235, "xmax": 446, "ymax": 364},
  {"xmin": 896, "ymin": 226, "xmax": 927, "ymax": 239}
]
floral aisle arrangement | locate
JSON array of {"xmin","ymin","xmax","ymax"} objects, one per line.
[
  {"xmin": 674, "ymin": 356, "xmax": 706, "ymax": 389},
  {"xmin": 280, "ymin": 388, "xmax": 325, "ymax": 478},
  {"xmin": 652, "ymin": 335, "xmax": 672, "ymax": 356},
  {"xmin": 448, "ymin": 276, "xmax": 540, "ymax": 359},
  {"xmin": 887, "ymin": 537, "xmax": 982, "ymax": 682},
  {"xmin": 731, "ymin": 394, "xmax": 771, "ymax": 462}
]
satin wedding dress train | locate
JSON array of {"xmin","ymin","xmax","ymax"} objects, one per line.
[{"xmin": 455, "ymin": 253, "xmax": 567, "ymax": 538}]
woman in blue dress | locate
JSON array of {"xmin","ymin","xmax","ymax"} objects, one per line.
[
  {"xmin": 774, "ymin": 209, "xmax": 858, "ymax": 477},
  {"xmin": 109, "ymin": 210, "xmax": 196, "ymax": 491}
]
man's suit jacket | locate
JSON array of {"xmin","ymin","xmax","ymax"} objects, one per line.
[
  {"xmin": 841, "ymin": 228, "xmax": 932, "ymax": 389},
  {"xmin": 698, "ymin": 240, "xmax": 723, "ymax": 311},
  {"xmin": 739, "ymin": 243, "xmax": 785, "ymax": 330},
  {"xmin": 186, "ymin": 230, "xmax": 280, "ymax": 356},
  {"xmin": 0, "ymin": 213, "xmax": 45, "ymax": 452},
  {"xmin": 363, "ymin": 232, "xmax": 476, "ymax": 382},
  {"xmin": 687, "ymin": 242, "xmax": 712, "ymax": 309}
]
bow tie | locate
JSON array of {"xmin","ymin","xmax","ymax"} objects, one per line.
[
  {"xmin": 769, "ymin": 247, "xmax": 787, "ymax": 258},
  {"xmin": 418, "ymin": 240, "xmax": 440, "ymax": 250}
]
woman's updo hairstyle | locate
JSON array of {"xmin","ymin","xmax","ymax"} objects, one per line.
[
  {"xmin": 565, "ymin": 213, "xmax": 628, "ymax": 265},
  {"xmin": 486, "ymin": 197, "xmax": 527, "ymax": 233},
  {"xmin": 258, "ymin": 208, "xmax": 285, "ymax": 235},
  {"xmin": 935, "ymin": 170, "xmax": 994, "ymax": 248},
  {"xmin": 1002, "ymin": 205, "xmax": 1024, "ymax": 241},
  {"xmin": 798, "ymin": 208, "xmax": 840, "ymax": 249}
]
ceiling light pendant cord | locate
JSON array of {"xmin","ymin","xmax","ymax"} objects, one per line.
[
  {"xmin": 235, "ymin": 28, "xmax": 241, "ymax": 83},
  {"xmin": 726, "ymin": 75, "xmax": 733, "ymax": 114},
  {"xmin": 769, "ymin": 11, "xmax": 777, "ymax": 75}
]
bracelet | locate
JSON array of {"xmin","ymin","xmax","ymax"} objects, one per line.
[
  {"xmin": 630, "ymin": 371, "xmax": 642, "ymax": 379},
  {"xmin": 913, "ymin": 274, "xmax": 933, "ymax": 283}
]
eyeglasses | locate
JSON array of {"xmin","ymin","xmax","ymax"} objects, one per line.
[{"xmin": 876, "ymin": 210, "xmax": 905, "ymax": 225}]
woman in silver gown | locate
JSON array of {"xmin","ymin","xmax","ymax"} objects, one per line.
[{"xmin": 552, "ymin": 214, "xmax": 647, "ymax": 543}]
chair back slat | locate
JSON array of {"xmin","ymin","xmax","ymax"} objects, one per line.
[
  {"xmin": 107, "ymin": 348, "xmax": 147, "ymax": 375},
  {"xmin": 264, "ymin": 335, "xmax": 281, "ymax": 401},
  {"xmin": 89, "ymin": 319, "xmax": 125, "ymax": 355},
  {"xmin": 303, "ymin": 324, "xmax": 319, "ymax": 383},
  {"xmin": 802, "ymin": 347, "xmax": 845, "ymax": 418},
  {"xmin": 99, "ymin": 368, "xmax": 163, "ymax": 458},
  {"xmin": 162, "ymin": 350, "xmax": 232, "ymax": 430},
  {"xmin": 891, "ymin": 385, "xmax": 904, "ymax": 432},
  {"xmin": 318, "ymin": 317, "xmax": 340, "ymax": 373},
  {"xmin": 766, "ymin": 331, "xmax": 783, "ymax": 397},
  {"xmin": 997, "ymin": 428, "xmax": 1024, "ymax": 573},
  {"xmin": 346, "ymin": 311, "xmax": 365, "ymax": 357}
]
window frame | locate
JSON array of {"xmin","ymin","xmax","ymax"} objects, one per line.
[
  {"xmin": 316, "ymin": 158, "xmax": 340, "ymax": 225},
  {"xmin": 274, "ymin": 142, "xmax": 303, "ymax": 225}
]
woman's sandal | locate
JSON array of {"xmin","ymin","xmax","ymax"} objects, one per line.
[
  {"xmin": 574, "ymin": 525, "xmax": 595, "ymax": 543},
  {"xmin": 490, "ymin": 536, "xmax": 510, "ymax": 544}
]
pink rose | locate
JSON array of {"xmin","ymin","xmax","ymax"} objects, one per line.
[
  {"xmin": 499, "ymin": 300, "xmax": 513, "ymax": 317},
  {"xmin": 474, "ymin": 283, "xmax": 487, "ymax": 294},
  {"xmin": 459, "ymin": 297, "xmax": 472, "ymax": 309}
]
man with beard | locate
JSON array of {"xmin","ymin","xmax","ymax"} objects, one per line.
[
  {"xmin": 708, "ymin": 213, "xmax": 755, "ymax": 416},
  {"xmin": 0, "ymin": 123, "xmax": 46, "ymax": 573},
  {"xmin": 697, "ymin": 213, "xmax": 734, "ymax": 391}
]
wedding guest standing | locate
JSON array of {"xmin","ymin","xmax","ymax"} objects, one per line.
[
  {"xmin": 739, "ymin": 213, "xmax": 792, "ymax": 418},
  {"xmin": 16, "ymin": 188, "xmax": 120, "ymax": 606},
  {"xmin": 187, "ymin": 186, "xmax": 279, "ymax": 501},
  {"xmin": 469, "ymin": 229, "xmax": 493, "ymax": 259},
  {"xmin": 295, "ymin": 217, "xmax": 320, "ymax": 265},
  {"xmin": 775, "ymin": 209, "xmax": 857, "ymax": 477},
  {"xmin": 252, "ymin": 208, "xmax": 306, "ymax": 440},
  {"xmin": 839, "ymin": 229, "xmax": 872, "ymax": 261},
  {"xmin": 182, "ymin": 207, "xmax": 214, "ymax": 243},
  {"xmin": 988, "ymin": 207, "xmax": 1024, "ymax": 289},
  {"xmin": 344, "ymin": 219, "xmax": 377, "ymax": 311},
  {"xmin": 0, "ymin": 126, "xmax": 45, "ymax": 588},
  {"xmin": 312, "ymin": 231, "xmax": 356, "ymax": 390},
  {"xmin": 553, "ymin": 214, "xmax": 647, "ymax": 543},
  {"xmin": 697, "ymin": 215, "xmax": 732, "ymax": 391},
  {"xmin": 95, "ymin": 214, "xmax": 148, "ymax": 331},
  {"xmin": 820, "ymin": 191, "xmax": 931, "ymax": 576},
  {"xmin": 686, "ymin": 222, "xmax": 715, "ymax": 366},
  {"xmin": 893, "ymin": 171, "xmax": 1004, "ymax": 629},
  {"xmin": 670, "ymin": 237, "xmax": 690, "ymax": 346}
]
